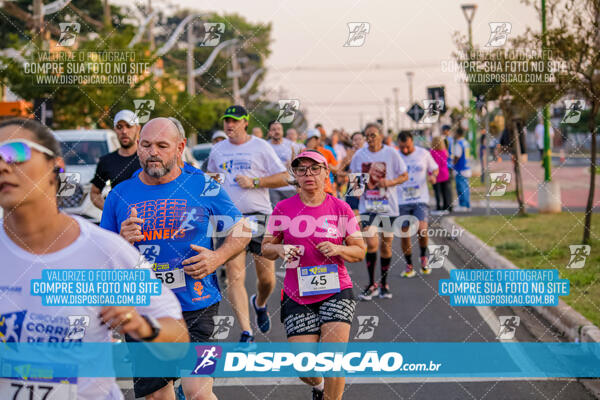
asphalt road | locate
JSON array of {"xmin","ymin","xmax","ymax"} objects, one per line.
[{"xmin": 119, "ymin": 214, "xmax": 596, "ymax": 399}]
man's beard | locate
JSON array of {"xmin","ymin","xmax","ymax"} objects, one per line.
[
  {"xmin": 120, "ymin": 136, "xmax": 135, "ymax": 149},
  {"xmin": 143, "ymin": 156, "xmax": 176, "ymax": 178}
]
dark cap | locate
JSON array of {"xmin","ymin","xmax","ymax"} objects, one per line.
[
  {"xmin": 441, "ymin": 124, "xmax": 451, "ymax": 131},
  {"xmin": 220, "ymin": 105, "xmax": 249, "ymax": 121}
]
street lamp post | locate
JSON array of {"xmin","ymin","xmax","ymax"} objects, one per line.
[
  {"xmin": 406, "ymin": 71, "xmax": 414, "ymax": 105},
  {"xmin": 461, "ymin": 3, "xmax": 478, "ymax": 159},
  {"xmin": 393, "ymin": 87, "xmax": 400, "ymax": 133},
  {"xmin": 406, "ymin": 72, "xmax": 414, "ymax": 129},
  {"xmin": 542, "ymin": 0, "xmax": 551, "ymax": 182}
]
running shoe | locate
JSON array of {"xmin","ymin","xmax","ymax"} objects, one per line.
[
  {"xmin": 175, "ymin": 383, "xmax": 185, "ymax": 400},
  {"xmin": 378, "ymin": 284, "xmax": 393, "ymax": 299},
  {"xmin": 420, "ymin": 256, "xmax": 431, "ymax": 275},
  {"xmin": 358, "ymin": 284, "xmax": 379, "ymax": 301},
  {"xmin": 251, "ymin": 294, "xmax": 271, "ymax": 333},
  {"xmin": 400, "ymin": 268, "xmax": 416, "ymax": 278},
  {"xmin": 312, "ymin": 387, "xmax": 324, "ymax": 400},
  {"xmin": 234, "ymin": 331, "xmax": 257, "ymax": 351}
]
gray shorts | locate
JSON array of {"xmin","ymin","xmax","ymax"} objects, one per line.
[{"xmin": 269, "ymin": 189, "xmax": 297, "ymax": 207}]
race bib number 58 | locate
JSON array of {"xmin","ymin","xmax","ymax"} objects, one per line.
[{"xmin": 154, "ymin": 266, "xmax": 186, "ymax": 292}]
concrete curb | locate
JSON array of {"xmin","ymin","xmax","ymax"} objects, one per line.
[
  {"xmin": 441, "ymin": 216, "xmax": 600, "ymax": 398},
  {"xmin": 439, "ymin": 216, "xmax": 600, "ymax": 344}
]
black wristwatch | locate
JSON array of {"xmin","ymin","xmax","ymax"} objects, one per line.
[{"xmin": 139, "ymin": 315, "xmax": 161, "ymax": 342}]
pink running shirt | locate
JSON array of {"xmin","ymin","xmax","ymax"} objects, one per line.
[{"xmin": 266, "ymin": 194, "xmax": 360, "ymax": 304}]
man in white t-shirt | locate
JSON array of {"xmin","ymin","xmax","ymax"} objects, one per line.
[
  {"xmin": 397, "ymin": 131, "xmax": 439, "ymax": 278},
  {"xmin": 207, "ymin": 105, "xmax": 289, "ymax": 345},
  {"xmin": 0, "ymin": 217, "xmax": 185, "ymax": 400},
  {"xmin": 350, "ymin": 122, "xmax": 408, "ymax": 301},
  {"xmin": 285, "ymin": 128, "xmax": 304, "ymax": 154},
  {"xmin": 331, "ymin": 129, "xmax": 347, "ymax": 162},
  {"xmin": 0, "ymin": 117, "xmax": 187, "ymax": 400},
  {"xmin": 267, "ymin": 120, "xmax": 297, "ymax": 205},
  {"xmin": 534, "ymin": 118, "xmax": 553, "ymax": 163}
]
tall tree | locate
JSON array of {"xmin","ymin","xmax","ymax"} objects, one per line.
[{"xmin": 522, "ymin": 0, "xmax": 600, "ymax": 243}]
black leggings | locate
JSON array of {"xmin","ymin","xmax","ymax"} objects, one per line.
[{"xmin": 433, "ymin": 180, "xmax": 453, "ymax": 211}]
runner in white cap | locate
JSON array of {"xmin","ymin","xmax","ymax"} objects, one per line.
[
  {"xmin": 211, "ymin": 130, "xmax": 227, "ymax": 144},
  {"xmin": 90, "ymin": 109, "xmax": 141, "ymax": 210}
]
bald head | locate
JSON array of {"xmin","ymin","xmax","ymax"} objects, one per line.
[
  {"xmin": 141, "ymin": 117, "xmax": 184, "ymax": 143},
  {"xmin": 138, "ymin": 118, "xmax": 185, "ymax": 181}
]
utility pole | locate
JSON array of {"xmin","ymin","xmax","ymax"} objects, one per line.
[
  {"xmin": 406, "ymin": 71, "xmax": 414, "ymax": 104},
  {"xmin": 385, "ymin": 97, "xmax": 391, "ymax": 136},
  {"xmin": 148, "ymin": 0, "xmax": 155, "ymax": 50},
  {"xmin": 187, "ymin": 21, "xmax": 195, "ymax": 95},
  {"xmin": 231, "ymin": 47, "xmax": 242, "ymax": 105},
  {"xmin": 393, "ymin": 88, "xmax": 400, "ymax": 134},
  {"xmin": 406, "ymin": 72, "xmax": 414, "ymax": 129},
  {"xmin": 461, "ymin": 3, "xmax": 478, "ymax": 158},
  {"xmin": 103, "ymin": 0, "xmax": 111, "ymax": 29},
  {"xmin": 542, "ymin": 0, "xmax": 551, "ymax": 182},
  {"xmin": 33, "ymin": 0, "xmax": 44, "ymax": 47}
]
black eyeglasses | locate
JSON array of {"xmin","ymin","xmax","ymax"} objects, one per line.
[{"xmin": 293, "ymin": 165, "xmax": 325, "ymax": 176}]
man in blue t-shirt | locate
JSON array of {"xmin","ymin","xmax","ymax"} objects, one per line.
[{"xmin": 101, "ymin": 117, "xmax": 249, "ymax": 400}]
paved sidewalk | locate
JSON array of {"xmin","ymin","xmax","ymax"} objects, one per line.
[{"xmin": 485, "ymin": 158, "xmax": 599, "ymax": 210}]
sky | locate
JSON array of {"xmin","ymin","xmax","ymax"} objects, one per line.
[{"xmin": 119, "ymin": 0, "xmax": 540, "ymax": 132}]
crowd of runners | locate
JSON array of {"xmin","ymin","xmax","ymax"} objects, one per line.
[{"xmin": 0, "ymin": 105, "xmax": 473, "ymax": 400}]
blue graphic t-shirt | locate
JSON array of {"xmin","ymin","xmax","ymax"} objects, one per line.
[{"xmin": 101, "ymin": 169, "xmax": 241, "ymax": 311}]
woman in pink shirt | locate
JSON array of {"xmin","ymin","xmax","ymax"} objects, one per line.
[
  {"xmin": 263, "ymin": 150, "xmax": 366, "ymax": 400},
  {"xmin": 430, "ymin": 136, "xmax": 452, "ymax": 213}
]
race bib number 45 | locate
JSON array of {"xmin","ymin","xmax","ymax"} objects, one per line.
[{"xmin": 297, "ymin": 264, "xmax": 340, "ymax": 296}]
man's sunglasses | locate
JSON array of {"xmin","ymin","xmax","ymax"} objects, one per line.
[{"xmin": 0, "ymin": 140, "xmax": 56, "ymax": 164}]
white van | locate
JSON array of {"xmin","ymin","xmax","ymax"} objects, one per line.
[{"xmin": 54, "ymin": 129, "xmax": 119, "ymax": 223}]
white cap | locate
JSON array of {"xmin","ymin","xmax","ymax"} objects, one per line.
[
  {"xmin": 212, "ymin": 130, "xmax": 227, "ymax": 141},
  {"xmin": 306, "ymin": 128, "xmax": 320, "ymax": 140},
  {"xmin": 113, "ymin": 110, "xmax": 140, "ymax": 127}
]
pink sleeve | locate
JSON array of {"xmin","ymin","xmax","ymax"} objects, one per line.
[
  {"xmin": 266, "ymin": 205, "xmax": 285, "ymax": 239},
  {"xmin": 342, "ymin": 201, "xmax": 361, "ymax": 237}
]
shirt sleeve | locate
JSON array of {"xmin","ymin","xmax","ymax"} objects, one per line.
[
  {"xmin": 426, "ymin": 151, "xmax": 439, "ymax": 173},
  {"xmin": 99, "ymin": 190, "xmax": 119, "ymax": 233},
  {"xmin": 136, "ymin": 277, "xmax": 183, "ymax": 320},
  {"xmin": 208, "ymin": 178, "xmax": 242, "ymax": 233},
  {"xmin": 349, "ymin": 152, "xmax": 359, "ymax": 173},
  {"xmin": 263, "ymin": 144, "xmax": 287, "ymax": 175},
  {"xmin": 206, "ymin": 148, "xmax": 218, "ymax": 173},
  {"xmin": 325, "ymin": 149, "xmax": 338, "ymax": 166},
  {"xmin": 110, "ymin": 239, "xmax": 183, "ymax": 320},
  {"xmin": 90, "ymin": 157, "xmax": 107, "ymax": 190},
  {"xmin": 394, "ymin": 150, "xmax": 407, "ymax": 176},
  {"xmin": 341, "ymin": 201, "xmax": 360, "ymax": 238},
  {"xmin": 453, "ymin": 142, "xmax": 463, "ymax": 158},
  {"xmin": 265, "ymin": 204, "xmax": 285, "ymax": 239}
]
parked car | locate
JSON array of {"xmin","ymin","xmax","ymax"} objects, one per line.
[
  {"xmin": 192, "ymin": 143, "xmax": 212, "ymax": 171},
  {"xmin": 53, "ymin": 129, "xmax": 119, "ymax": 223}
]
